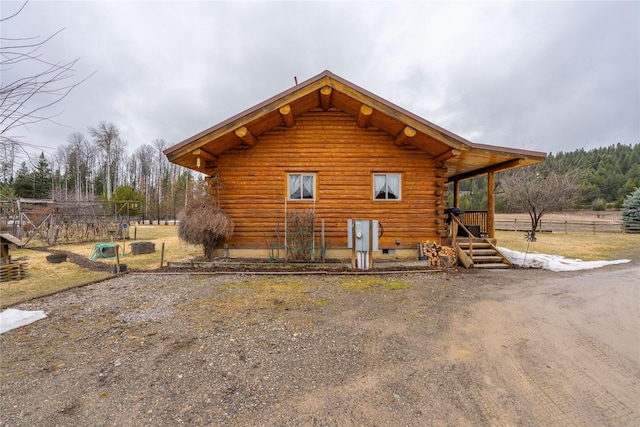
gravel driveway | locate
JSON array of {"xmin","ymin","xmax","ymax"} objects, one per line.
[{"xmin": 1, "ymin": 264, "xmax": 638, "ymax": 426}]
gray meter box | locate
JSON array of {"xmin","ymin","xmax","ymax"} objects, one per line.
[{"xmin": 347, "ymin": 219, "xmax": 379, "ymax": 251}]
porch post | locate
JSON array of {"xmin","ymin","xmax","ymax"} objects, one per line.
[
  {"xmin": 453, "ymin": 180, "xmax": 460, "ymax": 208},
  {"xmin": 487, "ymin": 171, "xmax": 495, "ymax": 238}
]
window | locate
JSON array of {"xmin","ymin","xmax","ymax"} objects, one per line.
[
  {"xmin": 373, "ymin": 173, "xmax": 401, "ymax": 200},
  {"xmin": 288, "ymin": 173, "xmax": 315, "ymax": 200}
]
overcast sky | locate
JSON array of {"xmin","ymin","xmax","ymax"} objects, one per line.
[{"xmin": 2, "ymin": 0, "xmax": 638, "ymax": 164}]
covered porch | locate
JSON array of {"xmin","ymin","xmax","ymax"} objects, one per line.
[
  {"xmin": 443, "ymin": 168, "xmax": 511, "ymax": 268},
  {"xmin": 445, "ymin": 164, "xmax": 508, "ymax": 240},
  {"xmin": 435, "ymin": 133, "xmax": 545, "ymax": 247}
]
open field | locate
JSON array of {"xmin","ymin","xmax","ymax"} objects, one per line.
[{"xmin": 495, "ymin": 231, "xmax": 640, "ymax": 261}]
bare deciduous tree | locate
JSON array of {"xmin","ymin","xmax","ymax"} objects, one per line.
[
  {"xmin": 61, "ymin": 132, "xmax": 91, "ymax": 200},
  {"xmin": 153, "ymin": 138, "xmax": 167, "ymax": 224},
  {"xmin": 88, "ymin": 121, "xmax": 121, "ymax": 201},
  {"xmin": 498, "ymin": 165, "xmax": 585, "ymax": 240},
  {"xmin": 134, "ymin": 143, "xmax": 155, "ymax": 222},
  {"xmin": 0, "ymin": 1, "xmax": 92, "ymax": 147}
]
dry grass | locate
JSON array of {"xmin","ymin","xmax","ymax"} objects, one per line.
[
  {"xmin": 176, "ymin": 275, "xmax": 413, "ymax": 329},
  {"xmin": 173, "ymin": 276, "xmax": 325, "ymax": 332},
  {"xmin": 1, "ymin": 250, "xmax": 109, "ymax": 308},
  {"xmin": 1, "ymin": 225, "xmax": 201, "ymax": 308},
  {"xmin": 57, "ymin": 224, "xmax": 203, "ymax": 271},
  {"xmin": 338, "ymin": 276, "xmax": 412, "ymax": 292},
  {"xmin": 496, "ymin": 230, "xmax": 640, "ymax": 261},
  {"xmin": 216, "ymin": 277, "xmax": 317, "ymax": 315}
]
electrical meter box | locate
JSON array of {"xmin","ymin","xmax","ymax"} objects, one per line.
[{"xmin": 347, "ymin": 219, "xmax": 379, "ymax": 251}]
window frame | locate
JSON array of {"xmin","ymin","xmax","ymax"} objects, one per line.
[
  {"xmin": 287, "ymin": 172, "xmax": 317, "ymax": 201},
  {"xmin": 372, "ymin": 173, "xmax": 402, "ymax": 201}
]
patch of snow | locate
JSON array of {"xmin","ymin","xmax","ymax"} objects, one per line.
[
  {"xmin": 0, "ymin": 309, "xmax": 47, "ymax": 334},
  {"xmin": 499, "ymin": 247, "xmax": 631, "ymax": 272}
]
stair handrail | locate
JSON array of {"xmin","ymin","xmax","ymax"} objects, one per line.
[
  {"xmin": 484, "ymin": 238, "xmax": 513, "ymax": 267},
  {"xmin": 450, "ymin": 215, "xmax": 474, "ymax": 261}
]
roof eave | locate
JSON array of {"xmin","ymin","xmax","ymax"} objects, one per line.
[{"xmin": 165, "ymin": 70, "xmax": 548, "ymax": 171}]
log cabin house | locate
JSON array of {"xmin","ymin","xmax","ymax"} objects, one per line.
[{"xmin": 164, "ymin": 70, "xmax": 545, "ymax": 262}]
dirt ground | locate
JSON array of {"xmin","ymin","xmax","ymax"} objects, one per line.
[{"xmin": 1, "ymin": 263, "xmax": 639, "ymax": 426}]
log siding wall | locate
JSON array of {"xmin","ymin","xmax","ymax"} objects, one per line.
[{"xmin": 209, "ymin": 109, "xmax": 447, "ymax": 251}]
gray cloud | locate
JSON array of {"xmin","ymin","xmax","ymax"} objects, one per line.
[{"xmin": 2, "ymin": 0, "xmax": 637, "ymax": 163}]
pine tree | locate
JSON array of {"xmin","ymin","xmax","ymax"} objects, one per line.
[
  {"xmin": 622, "ymin": 188, "xmax": 640, "ymax": 233},
  {"xmin": 33, "ymin": 152, "xmax": 52, "ymax": 199},
  {"xmin": 12, "ymin": 161, "xmax": 34, "ymax": 198}
]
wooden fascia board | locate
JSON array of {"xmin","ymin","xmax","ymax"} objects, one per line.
[
  {"xmin": 447, "ymin": 159, "xmax": 524, "ymax": 182},
  {"xmin": 470, "ymin": 142, "xmax": 547, "ymax": 162},
  {"xmin": 328, "ymin": 81, "xmax": 468, "ymax": 150},
  {"xmin": 164, "ymin": 70, "xmax": 469, "ymax": 162},
  {"xmin": 166, "ymin": 78, "xmax": 333, "ymax": 162},
  {"xmin": 165, "ymin": 70, "xmax": 548, "ymax": 170},
  {"xmin": 330, "ymin": 76, "xmax": 549, "ymax": 161}
]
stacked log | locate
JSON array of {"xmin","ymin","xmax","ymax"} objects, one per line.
[
  {"xmin": 0, "ymin": 261, "xmax": 28, "ymax": 281},
  {"xmin": 420, "ymin": 241, "xmax": 458, "ymax": 267}
]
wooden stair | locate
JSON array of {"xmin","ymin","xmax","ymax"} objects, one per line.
[{"xmin": 455, "ymin": 239, "xmax": 512, "ymax": 269}]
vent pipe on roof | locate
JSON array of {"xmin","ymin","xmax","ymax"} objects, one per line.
[{"xmin": 294, "ymin": 76, "xmax": 298, "ymax": 85}]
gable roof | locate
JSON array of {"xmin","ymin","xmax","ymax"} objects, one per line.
[{"xmin": 164, "ymin": 70, "xmax": 545, "ymax": 181}]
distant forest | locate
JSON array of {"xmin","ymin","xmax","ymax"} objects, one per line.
[{"xmin": 452, "ymin": 143, "xmax": 640, "ymax": 211}]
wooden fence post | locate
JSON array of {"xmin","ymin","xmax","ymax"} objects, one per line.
[
  {"xmin": 115, "ymin": 245, "xmax": 121, "ymax": 273},
  {"xmin": 160, "ymin": 242, "xmax": 165, "ymax": 268}
]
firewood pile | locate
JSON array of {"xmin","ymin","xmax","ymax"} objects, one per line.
[{"xmin": 420, "ymin": 241, "xmax": 458, "ymax": 267}]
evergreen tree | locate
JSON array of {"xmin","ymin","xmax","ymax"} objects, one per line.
[
  {"xmin": 621, "ymin": 188, "xmax": 640, "ymax": 233},
  {"xmin": 112, "ymin": 184, "xmax": 145, "ymax": 216},
  {"xmin": 33, "ymin": 152, "xmax": 52, "ymax": 199},
  {"xmin": 537, "ymin": 143, "xmax": 639, "ymax": 207},
  {"xmin": 12, "ymin": 161, "xmax": 34, "ymax": 198}
]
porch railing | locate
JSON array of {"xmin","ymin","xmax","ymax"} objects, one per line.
[
  {"xmin": 450, "ymin": 215, "xmax": 476, "ymax": 261},
  {"xmin": 458, "ymin": 210, "xmax": 488, "ymax": 236}
]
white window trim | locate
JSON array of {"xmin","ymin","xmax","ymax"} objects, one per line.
[
  {"xmin": 287, "ymin": 173, "xmax": 316, "ymax": 200},
  {"xmin": 373, "ymin": 173, "xmax": 402, "ymax": 201}
]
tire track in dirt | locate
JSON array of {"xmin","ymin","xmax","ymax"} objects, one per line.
[
  {"xmin": 564, "ymin": 320, "xmax": 639, "ymax": 425},
  {"xmin": 507, "ymin": 336, "xmax": 580, "ymax": 427},
  {"xmin": 567, "ymin": 319, "xmax": 640, "ymax": 382},
  {"xmin": 444, "ymin": 266, "xmax": 640, "ymax": 427},
  {"xmin": 451, "ymin": 363, "xmax": 511, "ymax": 427},
  {"xmin": 505, "ymin": 313, "xmax": 638, "ymax": 426}
]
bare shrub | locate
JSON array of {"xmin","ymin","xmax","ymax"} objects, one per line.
[
  {"xmin": 177, "ymin": 197, "xmax": 234, "ymax": 258},
  {"xmin": 286, "ymin": 209, "xmax": 315, "ymax": 261}
]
